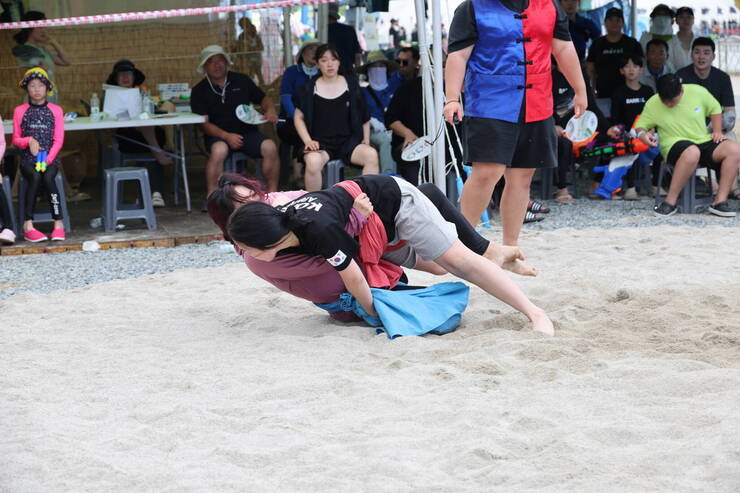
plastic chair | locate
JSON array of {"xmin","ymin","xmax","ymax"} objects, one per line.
[
  {"xmin": 1, "ymin": 176, "xmax": 18, "ymax": 235},
  {"xmin": 224, "ymin": 152, "xmax": 264, "ymax": 182},
  {"xmin": 103, "ymin": 167, "xmax": 157, "ymax": 232},
  {"xmin": 323, "ymin": 160, "xmax": 345, "ymax": 188},
  {"xmin": 654, "ymin": 160, "xmax": 713, "ymax": 213},
  {"xmin": 18, "ymin": 171, "xmax": 72, "ymax": 232}
]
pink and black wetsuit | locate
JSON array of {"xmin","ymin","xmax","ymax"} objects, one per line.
[{"xmin": 12, "ymin": 102, "xmax": 65, "ymax": 221}]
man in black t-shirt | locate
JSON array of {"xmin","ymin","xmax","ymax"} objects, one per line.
[
  {"xmin": 586, "ymin": 8, "xmax": 643, "ymax": 116},
  {"xmin": 190, "ymin": 45, "xmax": 280, "ymax": 199},
  {"xmin": 327, "ymin": 5, "xmax": 362, "ymax": 74},
  {"xmin": 675, "ymin": 37, "xmax": 736, "ymax": 140}
]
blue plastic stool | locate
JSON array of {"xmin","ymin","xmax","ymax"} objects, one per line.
[
  {"xmin": 103, "ymin": 167, "xmax": 157, "ymax": 232},
  {"xmin": 1, "ymin": 176, "xmax": 18, "ymax": 235}
]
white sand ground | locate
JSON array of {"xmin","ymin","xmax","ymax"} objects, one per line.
[{"xmin": 1, "ymin": 225, "xmax": 738, "ymax": 492}]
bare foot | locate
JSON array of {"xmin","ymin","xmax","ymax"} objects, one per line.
[
  {"xmin": 484, "ymin": 244, "xmax": 524, "ymax": 267},
  {"xmin": 155, "ymin": 153, "xmax": 174, "ymax": 166},
  {"xmin": 530, "ymin": 309, "xmax": 554, "ymax": 336},
  {"xmin": 502, "ymin": 258, "xmax": 538, "ymax": 277}
]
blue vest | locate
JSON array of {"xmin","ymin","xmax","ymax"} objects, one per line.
[{"xmin": 464, "ymin": 0, "xmax": 555, "ymax": 123}]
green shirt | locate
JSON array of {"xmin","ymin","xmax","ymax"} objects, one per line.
[{"xmin": 635, "ymin": 84, "xmax": 721, "ymax": 159}]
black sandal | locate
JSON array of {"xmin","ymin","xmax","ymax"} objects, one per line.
[
  {"xmin": 524, "ymin": 211, "xmax": 545, "ymax": 223},
  {"xmin": 528, "ymin": 200, "xmax": 550, "ymax": 213}
]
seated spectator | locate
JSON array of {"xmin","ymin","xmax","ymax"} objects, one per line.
[
  {"xmin": 675, "ymin": 37, "xmax": 736, "ymax": 141},
  {"xmin": 560, "ymin": 0, "xmax": 600, "ymax": 62},
  {"xmin": 585, "ymin": 7, "xmax": 643, "ymax": 117},
  {"xmin": 277, "ymin": 39, "xmax": 320, "ymax": 187},
  {"xmin": 639, "ymin": 39, "xmax": 675, "ymax": 92},
  {"xmin": 106, "ymin": 59, "xmax": 173, "ymax": 207},
  {"xmin": 293, "ymin": 44, "xmax": 379, "ymax": 191},
  {"xmin": 190, "ymin": 45, "xmax": 280, "ymax": 202},
  {"xmin": 356, "ymin": 51, "xmax": 401, "ymax": 173},
  {"xmin": 0, "ymin": 114, "xmax": 14, "ymax": 245},
  {"xmin": 390, "ymin": 46, "xmax": 420, "ymax": 87},
  {"xmin": 608, "ymin": 54, "xmax": 658, "ymax": 200},
  {"xmin": 636, "ymin": 74, "xmax": 739, "ymax": 217},
  {"xmin": 552, "ymin": 59, "xmax": 609, "ymax": 203},
  {"xmin": 668, "ymin": 7, "xmax": 696, "ymax": 71}
]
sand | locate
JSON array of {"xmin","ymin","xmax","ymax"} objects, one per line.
[{"xmin": 1, "ymin": 225, "xmax": 739, "ymax": 492}]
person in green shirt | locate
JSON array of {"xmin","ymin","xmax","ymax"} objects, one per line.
[{"xmin": 635, "ymin": 74, "xmax": 739, "ymax": 217}]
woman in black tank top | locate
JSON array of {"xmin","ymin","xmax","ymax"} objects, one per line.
[{"xmin": 293, "ymin": 44, "xmax": 379, "ymax": 191}]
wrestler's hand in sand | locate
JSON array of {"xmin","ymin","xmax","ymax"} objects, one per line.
[{"xmin": 353, "ymin": 192, "xmax": 373, "ymax": 218}]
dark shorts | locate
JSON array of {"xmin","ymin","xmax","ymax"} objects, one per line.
[
  {"xmin": 204, "ymin": 127, "xmax": 267, "ymax": 159},
  {"xmin": 463, "ymin": 116, "xmax": 557, "ymax": 168},
  {"xmin": 667, "ymin": 140, "xmax": 722, "ymax": 171}
]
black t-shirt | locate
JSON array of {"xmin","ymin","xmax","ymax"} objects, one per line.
[
  {"xmin": 328, "ymin": 22, "xmax": 361, "ymax": 73},
  {"xmin": 675, "ymin": 66, "xmax": 735, "ymax": 107},
  {"xmin": 190, "ymin": 71, "xmax": 265, "ymax": 134},
  {"xmin": 278, "ymin": 175, "xmax": 402, "ymax": 271},
  {"xmin": 448, "ymin": 0, "xmax": 571, "ymax": 53},
  {"xmin": 385, "ymin": 76, "xmax": 424, "ymax": 149},
  {"xmin": 586, "ymin": 35, "xmax": 643, "ymax": 99},
  {"xmin": 610, "ymin": 83, "xmax": 654, "ymax": 129}
]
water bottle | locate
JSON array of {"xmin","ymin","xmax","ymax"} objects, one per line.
[
  {"xmin": 90, "ymin": 92, "xmax": 100, "ymax": 121},
  {"xmin": 142, "ymin": 90, "xmax": 153, "ymax": 115}
]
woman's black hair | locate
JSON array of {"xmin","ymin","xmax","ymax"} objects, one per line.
[
  {"xmin": 227, "ymin": 201, "xmax": 307, "ymax": 249},
  {"xmin": 13, "ymin": 11, "xmax": 45, "ymax": 45},
  {"xmin": 314, "ymin": 43, "xmax": 341, "ymax": 64}
]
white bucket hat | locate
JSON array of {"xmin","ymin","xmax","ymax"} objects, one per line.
[{"xmin": 197, "ymin": 45, "xmax": 233, "ymax": 74}]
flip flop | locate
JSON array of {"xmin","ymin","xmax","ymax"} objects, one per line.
[
  {"xmin": 528, "ymin": 200, "xmax": 550, "ymax": 213},
  {"xmin": 523, "ymin": 211, "xmax": 545, "ymax": 223}
]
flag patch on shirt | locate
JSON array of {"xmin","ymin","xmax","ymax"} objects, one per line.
[{"xmin": 327, "ymin": 250, "xmax": 347, "ymax": 267}]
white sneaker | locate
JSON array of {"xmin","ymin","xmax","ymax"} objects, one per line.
[
  {"xmin": 623, "ymin": 187, "xmax": 638, "ymax": 200},
  {"xmin": 151, "ymin": 192, "xmax": 165, "ymax": 208},
  {"xmin": 0, "ymin": 228, "xmax": 16, "ymax": 245}
]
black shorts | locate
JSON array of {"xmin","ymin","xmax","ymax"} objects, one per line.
[
  {"xmin": 204, "ymin": 127, "xmax": 267, "ymax": 159},
  {"xmin": 667, "ymin": 140, "xmax": 722, "ymax": 171},
  {"xmin": 463, "ymin": 116, "xmax": 557, "ymax": 169}
]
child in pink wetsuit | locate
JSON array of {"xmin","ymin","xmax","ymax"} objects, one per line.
[{"xmin": 12, "ymin": 67, "xmax": 66, "ymax": 242}]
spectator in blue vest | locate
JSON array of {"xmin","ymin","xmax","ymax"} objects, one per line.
[
  {"xmin": 278, "ymin": 40, "xmax": 320, "ymax": 187},
  {"xmin": 356, "ymin": 51, "xmax": 401, "ymax": 173},
  {"xmin": 560, "ymin": 0, "xmax": 601, "ymax": 61}
]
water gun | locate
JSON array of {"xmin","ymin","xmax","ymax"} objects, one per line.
[
  {"xmin": 35, "ymin": 150, "xmax": 48, "ymax": 173},
  {"xmin": 592, "ymin": 155, "xmax": 638, "ymax": 199}
]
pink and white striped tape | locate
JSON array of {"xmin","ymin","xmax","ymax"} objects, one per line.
[{"xmin": 0, "ymin": 0, "xmax": 338, "ymax": 30}]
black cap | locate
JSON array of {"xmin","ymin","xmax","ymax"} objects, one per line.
[
  {"xmin": 22, "ymin": 10, "xmax": 46, "ymax": 22},
  {"xmin": 605, "ymin": 7, "xmax": 624, "ymax": 21},
  {"xmin": 650, "ymin": 4, "xmax": 675, "ymax": 18},
  {"xmin": 106, "ymin": 59, "xmax": 146, "ymax": 87}
]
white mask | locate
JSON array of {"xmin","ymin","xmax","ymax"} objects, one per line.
[
  {"xmin": 368, "ymin": 66, "xmax": 388, "ymax": 91},
  {"xmin": 650, "ymin": 16, "xmax": 673, "ymax": 35}
]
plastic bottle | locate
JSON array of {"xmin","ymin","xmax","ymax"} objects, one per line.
[
  {"xmin": 142, "ymin": 90, "xmax": 153, "ymax": 115},
  {"xmin": 90, "ymin": 92, "xmax": 100, "ymax": 121}
]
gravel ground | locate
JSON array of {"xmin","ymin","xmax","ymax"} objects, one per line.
[{"xmin": 0, "ymin": 196, "xmax": 736, "ymax": 301}]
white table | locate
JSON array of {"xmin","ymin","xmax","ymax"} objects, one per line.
[{"xmin": 3, "ymin": 112, "xmax": 206, "ymax": 212}]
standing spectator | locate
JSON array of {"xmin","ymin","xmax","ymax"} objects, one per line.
[
  {"xmin": 106, "ymin": 59, "xmax": 173, "ymax": 208},
  {"xmin": 586, "ymin": 8, "xmax": 643, "ymax": 117},
  {"xmin": 357, "ymin": 51, "xmax": 401, "ymax": 173},
  {"xmin": 190, "ymin": 45, "xmax": 280, "ymax": 200},
  {"xmin": 638, "ymin": 39, "xmax": 674, "ymax": 92},
  {"xmin": 668, "ymin": 7, "xmax": 696, "ymax": 71},
  {"xmin": 639, "ymin": 4, "xmax": 675, "ymax": 52},
  {"xmin": 234, "ymin": 17, "xmax": 265, "ymax": 86},
  {"xmin": 327, "ymin": 4, "xmax": 362, "ymax": 74},
  {"xmin": 13, "ymin": 68, "xmax": 66, "ymax": 242},
  {"xmin": 278, "ymin": 40, "xmax": 320, "ymax": 187},
  {"xmin": 559, "ymin": 0, "xmax": 600, "ymax": 61},
  {"xmin": 388, "ymin": 18, "xmax": 402, "ymax": 49},
  {"xmin": 0, "ymin": 0, "xmax": 23, "ymax": 22},
  {"xmin": 11, "ymin": 11, "xmax": 70, "ymax": 104},
  {"xmin": 608, "ymin": 55, "xmax": 658, "ymax": 200},
  {"xmin": 293, "ymin": 44, "xmax": 379, "ymax": 191},
  {"xmin": 636, "ymin": 75, "xmax": 739, "ymax": 217},
  {"xmin": 675, "ymin": 37, "xmax": 735, "ymax": 141}
]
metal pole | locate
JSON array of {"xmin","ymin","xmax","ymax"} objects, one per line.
[
  {"xmin": 317, "ymin": 3, "xmax": 328, "ymax": 43},
  {"xmin": 415, "ymin": 0, "xmax": 436, "ymax": 186},
  {"xmin": 630, "ymin": 0, "xmax": 637, "ymax": 38},
  {"xmin": 431, "ymin": 0, "xmax": 445, "ymax": 191},
  {"xmin": 283, "ymin": 7, "xmax": 292, "ymax": 69}
]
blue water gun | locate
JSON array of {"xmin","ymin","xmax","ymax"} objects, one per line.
[{"xmin": 35, "ymin": 150, "xmax": 48, "ymax": 173}]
